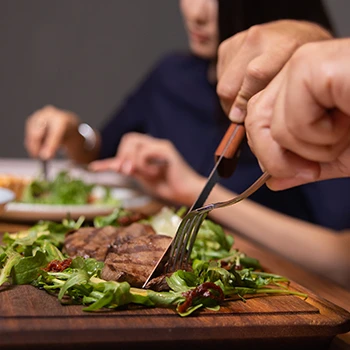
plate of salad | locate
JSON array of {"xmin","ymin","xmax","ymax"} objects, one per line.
[{"xmin": 0, "ymin": 171, "xmax": 151, "ymax": 222}]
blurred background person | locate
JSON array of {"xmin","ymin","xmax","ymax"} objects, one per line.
[{"xmin": 25, "ymin": 0, "xmax": 334, "ymax": 224}]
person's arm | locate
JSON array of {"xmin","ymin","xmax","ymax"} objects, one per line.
[
  {"xmin": 93, "ymin": 133, "xmax": 350, "ymax": 289},
  {"xmin": 245, "ymin": 38, "xmax": 350, "ymax": 190},
  {"xmin": 203, "ymin": 183, "xmax": 350, "ymax": 290}
]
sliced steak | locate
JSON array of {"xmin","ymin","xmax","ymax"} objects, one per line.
[
  {"xmin": 63, "ymin": 223, "xmax": 155, "ymax": 261},
  {"xmin": 101, "ymin": 234, "xmax": 172, "ymax": 287},
  {"xmin": 63, "ymin": 222, "xmax": 172, "ymax": 288}
]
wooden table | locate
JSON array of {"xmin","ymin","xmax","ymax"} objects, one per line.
[{"xmin": 1, "ymin": 220, "xmax": 349, "ymax": 350}]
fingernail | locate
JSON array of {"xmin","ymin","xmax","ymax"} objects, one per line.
[{"xmin": 229, "ymin": 106, "xmax": 245, "ymax": 123}]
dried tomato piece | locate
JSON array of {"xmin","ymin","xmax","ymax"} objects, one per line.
[{"xmin": 43, "ymin": 258, "xmax": 73, "ymax": 272}]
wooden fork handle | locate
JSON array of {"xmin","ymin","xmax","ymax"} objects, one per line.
[{"xmin": 215, "ymin": 123, "xmax": 246, "ymax": 178}]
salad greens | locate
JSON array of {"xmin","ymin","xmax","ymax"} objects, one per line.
[
  {"xmin": 0, "ymin": 208, "xmax": 307, "ymax": 316},
  {"xmin": 20, "ymin": 171, "xmax": 120, "ymax": 206}
]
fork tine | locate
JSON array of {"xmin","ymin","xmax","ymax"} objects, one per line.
[
  {"xmin": 177, "ymin": 213, "xmax": 203, "ymax": 268},
  {"xmin": 166, "ymin": 213, "xmax": 194, "ymax": 272},
  {"xmin": 184, "ymin": 212, "xmax": 208, "ymax": 264},
  {"xmin": 148, "ymin": 171, "xmax": 271, "ymax": 284},
  {"xmin": 166, "ymin": 211, "xmax": 208, "ymax": 273},
  {"xmin": 167, "ymin": 172, "xmax": 271, "ymax": 273}
]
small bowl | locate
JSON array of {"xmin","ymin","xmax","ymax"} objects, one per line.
[{"xmin": 0, "ymin": 187, "xmax": 15, "ymax": 215}]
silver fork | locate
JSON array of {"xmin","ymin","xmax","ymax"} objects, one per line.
[
  {"xmin": 167, "ymin": 171, "xmax": 271, "ymax": 271},
  {"xmin": 142, "ymin": 171, "xmax": 271, "ymax": 287}
]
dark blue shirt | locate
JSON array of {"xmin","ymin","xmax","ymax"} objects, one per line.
[{"xmin": 100, "ymin": 53, "xmax": 350, "ymax": 231}]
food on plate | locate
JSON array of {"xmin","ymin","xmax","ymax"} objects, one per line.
[
  {"xmin": 0, "ymin": 187, "xmax": 15, "ymax": 214},
  {"xmin": 0, "ymin": 171, "xmax": 120, "ymax": 206},
  {"xmin": 0, "ymin": 207, "xmax": 307, "ymax": 316},
  {"xmin": 0, "ymin": 174, "xmax": 30, "ymax": 200}
]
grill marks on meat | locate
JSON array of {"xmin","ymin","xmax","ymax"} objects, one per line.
[
  {"xmin": 64, "ymin": 226, "xmax": 119, "ymax": 261},
  {"xmin": 63, "ymin": 223, "xmax": 172, "ymax": 287},
  {"xmin": 102, "ymin": 234, "xmax": 171, "ymax": 287}
]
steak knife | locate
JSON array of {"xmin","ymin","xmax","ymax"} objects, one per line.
[
  {"xmin": 142, "ymin": 122, "xmax": 246, "ymax": 288},
  {"xmin": 189, "ymin": 122, "xmax": 246, "ymax": 211}
]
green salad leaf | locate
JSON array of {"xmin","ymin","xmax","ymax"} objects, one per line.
[{"xmin": 20, "ymin": 171, "xmax": 120, "ymax": 206}]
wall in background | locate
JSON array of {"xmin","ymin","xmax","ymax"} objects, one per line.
[{"xmin": 0, "ymin": 0, "xmax": 349, "ymax": 159}]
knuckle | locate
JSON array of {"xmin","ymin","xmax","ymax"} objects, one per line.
[
  {"xmin": 216, "ymin": 81, "xmax": 235, "ymax": 100},
  {"xmin": 246, "ymin": 90, "xmax": 262, "ymax": 115},
  {"xmin": 217, "ymin": 39, "xmax": 229, "ymax": 57},
  {"xmin": 244, "ymin": 25, "xmax": 263, "ymax": 45},
  {"xmin": 246, "ymin": 61, "xmax": 270, "ymax": 83},
  {"xmin": 290, "ymin": 44, "xmax": 312, "ymax": 66},
  {"xmin": 235, "ymin": 89, "xmax": 251, "ymax": 110}
]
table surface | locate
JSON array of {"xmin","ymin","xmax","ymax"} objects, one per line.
[{"xmin": 0, "ymin": 158, "xmax": 349, "ymax": 349}]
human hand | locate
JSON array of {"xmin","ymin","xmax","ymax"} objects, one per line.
[
  {"xmin": 25, "ymin": 105, "xmax": 81, "ymax": 160},
  {"xmin": 89, "ymin": 132, "xmax": 206, "ymax": 206},
  {"xmin": 245, "ymin": 39, "xmax": 350, "ymax": 190},
  {"xmin": 216, "ymin": 20, "xmax": 332, "ymax": 123}
]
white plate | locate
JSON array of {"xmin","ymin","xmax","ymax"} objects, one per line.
[
  {"xmin": 0, "ymin": 187, "xmax": 15, "ymax": 214},
  {"xmin": 1, "ymin": 187, "xmax": 152, "ymax": 222}
]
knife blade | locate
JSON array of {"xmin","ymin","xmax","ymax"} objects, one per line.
[
  {"xmin": 189, "ymin": 122, "xmax": 246, "ymax": 211},
  {"xmin": 142, "ymin": 122, "xmax": 246, "ymax": 289}
]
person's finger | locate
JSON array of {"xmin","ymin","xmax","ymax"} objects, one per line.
[
  {"xmin": 89, "ymin": 157, "xmax": 123, "ymax": 172},
  {"xmin": 216, "ymin": 32, "xmax": 247, "ymax": 116},
  {"xmin": 271, "ymin": 56, "xmax": 350, "ymax": 162},
  {"xmin": 230, "ymin": 48, "xmax": 293, "ymax": 122},
  {"xmin": 115, "ymin": 133, "xmax": 150, "ymax": 175},
  {"xmin": 246, "ymin": 79, "xmax": 319, "ymax": 181},
  {"xmin": 24, "ymin": 116, "xmax": 48, "ymax": 157},
  {"xmin": 39, "ymin": 120, "xmax": 67, "ymax": 160},
  {"xmin": 135, "ymin": 142, "xmax": 170, "ymax": 178}
]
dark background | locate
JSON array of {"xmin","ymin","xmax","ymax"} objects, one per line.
[{"xmin": 0, "ymin": 0, "xmax": 349, "ymax": 158}]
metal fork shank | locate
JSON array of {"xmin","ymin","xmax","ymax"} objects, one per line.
[{"xmin": 167, "ymin": 171, "xmax": 271, "ymax": 273}]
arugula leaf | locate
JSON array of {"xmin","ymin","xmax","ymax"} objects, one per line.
[
  {"xmin": 20, "ymin": 171, "xmax": 120, "ymax": 206},
  {"xmin": 0, "ymin": 250, "xmax": 22, "ymax": 286},
  {"xmin": 12, "ymin": 251, "xmax": 48, "ymax": 285}
]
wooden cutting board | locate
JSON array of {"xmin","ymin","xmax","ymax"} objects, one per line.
[{"xmin": 1, "ymin": 281, "xmax": 349, "ymax": 350}]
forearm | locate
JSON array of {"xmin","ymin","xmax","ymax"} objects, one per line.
[{"xmin": 204, "ymin": 184, "xmax": 350, "ymax": 288}]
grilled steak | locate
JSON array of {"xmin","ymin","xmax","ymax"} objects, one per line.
[
  {"xmin": 63, "ymin": 222, "xmax": 172, "ymax": 288},
  {"xmin": 64, "ymin": 223, "xmax": 155, "ymax": 261},
  {"xmin": 102, "ymin": 233, "xmax": 171, "ymax": 287}
]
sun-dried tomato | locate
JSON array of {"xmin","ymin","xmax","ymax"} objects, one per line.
[
  {"xmin": 43, "ymin": 258, "xmax": 73, "ymax": 272},
  {"xmin": 178, "ymin": 282, "xmax": 224, "ymax": 313}
]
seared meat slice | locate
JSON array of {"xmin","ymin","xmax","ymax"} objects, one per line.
[
  {"xmin": 63, "ymin": 222, "xmax": 172, "ymax": 288},
  {"xmin": 101, "ymin": 234, "xmax": 172, "ymax": 287},
  {"xmin": 64, "ymin": 226, "xmax": 117, "ymax": 261},
  {"xmin": 63, "ymin": 223, "xmax": 155, "ymax": 261},
  {"xmin": 145, "ymin": 273, "xmax": 172, "ymax": 291}
]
